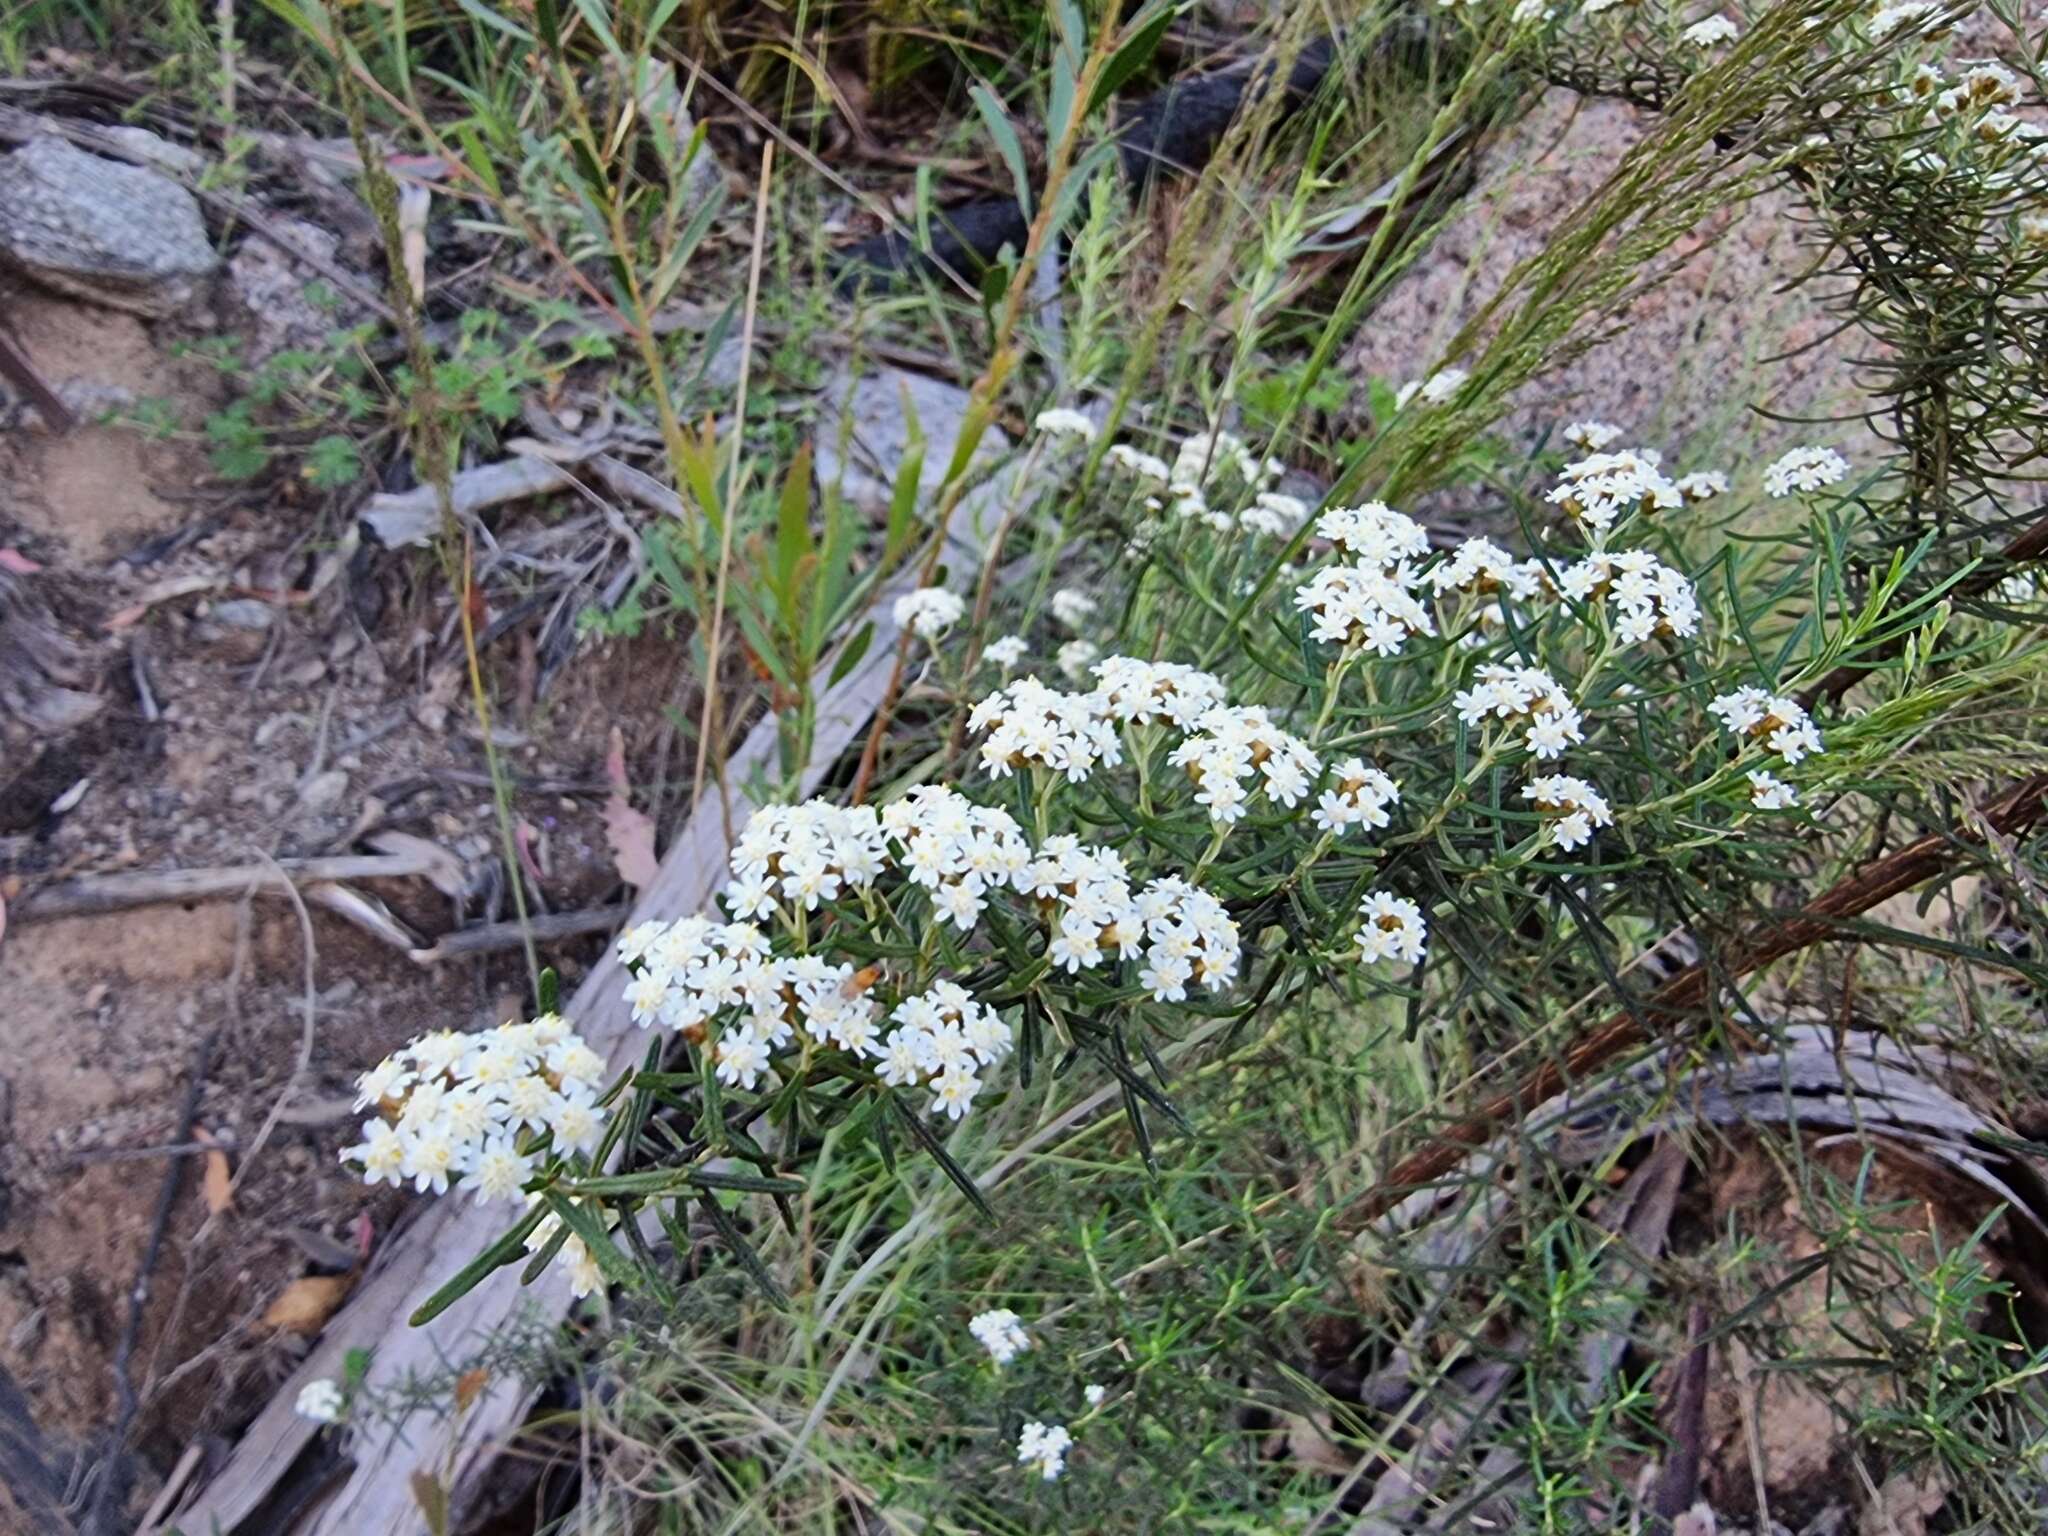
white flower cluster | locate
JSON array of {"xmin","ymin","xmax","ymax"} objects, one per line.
[
  {"xmin": 1762, "ymin": 446, "xmax": 1850, "ymax": 498},
  {"xmin": 1547, "ymin": 448, "xmax": 1682, "ymax": 536},
  {"xmin": 1242, "ymin": 490, "xmax": 1311, "ymax": 538},
  {"xmin": 1033, "ymin": 406, "xmax": 1097, "ymax": 441},
  {"xmin": 1523, "ymin": 773, "xmax": 1614, "ymax": 851},
  {"xmin": 1454, "ymin": 663, "xmax": 1585, "ymax": 759},
  {"xmin": 1356, "ymin": 891, "xmax": 1428, "ymax": 966},
  {"xmin": 1057, "ymin": 638, "xmax": 1100, "ymax": 680},
  {"xmin": 1708, "ymin": 686, "xmax": 1825, "ymax": 763},
  {"xmin": 879, "ymin": 982, "xmax": 1014, "ymax": 1119},
  {"xmin": 1313, "ymin": 758, "xmax": 1401, "ymax": 834},
  {"xmin": 1317, "ymin": 502, "xmax": 1432, "ymax": 567},
  {"xmin": 1674, "ymin": 470, "xmax": 1728, "ymax": 500},
  {"xmin": 970, "ymin": 1307, "xmax": 1032, "ymax": 1365},
  {"xmin": 893, "ymin": 585, "xmax": 965, "ymax": 640},
  {"xmin": 1169, "ymin": 705, "xmax": 1322, "ymax": 823},
  {"xmin": 971, "ymin": 676, "xmax": 1125, "ymax": 782},
  {"xmin": 1395, "ymin": 368, "xmax": 1468, "ymax": 407},
  {"xmin": 623, "ymin": 920, "xmax": 880, "ymax": 1087},
  {"xmin": 523, "ymin": 1193, "xmax": 616, "ymax": 1298},
  {"xmin": 1427, "ymin": 536, "xmax": 1548, "ymax": 601},
  {"xmin": 1172, "ymin": 427, "xmax": 1272, "ymax": 491},
  {"xmin": 1106, "ymin": 442, "xmax": 1170, "ymax": 482},
  {"xmin": 1560, "ymin": 549, "xmax": 1701, "ymax": 644},
  {"xmin": 1051, "ymin": 588, "xmax": 1098, "ymax": 630},
  {"xmin": 1748, "ymin": 769, "xmax": 1800, "ymax": 810},
  {"xmin": 343, "ymin": 1015, "xmax": 609, "ymax": 1201},
  {"xmin": 1563, "ymin": 419, "xmax": 1623, "ymax": 450},
  {"xmin": 1869, "ymin": 0, "xmax": 1936, "ymax": 39},
  {"xmin": 296, "ymin": 1379, "xmax": 344, "ymax": 1423},
  {"xmin": 883, "ymin": 784, "xmax": 1034, "ymax": 930},
  {"xmin": 722, "ymin": 799, "xmax": 888, "ymax": 916},
  {"xmin": 1091, "ymin": 655, "xmax": 1229, "ymax": 729},
  {"xmin": 1018, "ymin": 1421, "xmax": 1074, "ymax": 1481},
  {"xmin": 984, "ymin": 634, "xmax": 1028, "ymax": 669},
  {"xmin": 1683, "ymin": 14, "xmax": 1739, "ymax": 46},
  {"xmin": 1031, "ymin": 838, "xmax": 1242, "ymax": 1001},
  {"xmin": 1294, "ymin": 561, "xmax": 1437, "ymax": 655}
]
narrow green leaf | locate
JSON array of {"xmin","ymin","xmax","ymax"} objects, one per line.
[
  {"xmin": 969, "ymin": 82, "xmax": 1033, "ymax": 220},
  {"xmin": 410, "ymin": 1202, "xmax": 549, "ymax": 1325},
  {"xmin": 1088, "ymin": 4, "xmax": 1178, "ymax": 118},
  {"xmin": 545, "ymin": 1191, "xmax": 642, "ymax": 1289},
  {"xmin": 776, "ymin": 441, "xmax": 816, "ymax": 623},
  {"xmin": 698, "ymin": 1193, "xmax": 789, "ymax": 1306},
  {"xmin": 889, "ymin": 1095, "xmax": 992, "ymax": 1219},
  {"xmin": 826, "ymin": 620, "xmax": 876, "ymax": 689}
]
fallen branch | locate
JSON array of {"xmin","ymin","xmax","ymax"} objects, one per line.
[
  {"xmin": 12, "ymin": 853, "xmax": 444, "ymax": 922},
  {"xmin": 1357, "ymin": 772, "xmax": 2048, "ymax": 1224},
  {"xmin": 408, "ymin": 904, "xmax": 629, "ymax": 962}
]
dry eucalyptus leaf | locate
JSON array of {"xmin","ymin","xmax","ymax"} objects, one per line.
[
  {"xmin": 195, "ymin": 1126, "xmax": 233, "ymax": 1215},
  {"xmin": 603, "ymin": 725, "xmax": 659, "ymax": 888},
  {"xmin": 261, "ymin": 1272, "xmax": 355, "ymax": 1335}
]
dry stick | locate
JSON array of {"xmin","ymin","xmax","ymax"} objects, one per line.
[
  {"xmin": 82, "ymin": 1031, "xmax": 215, "ymax": 1536},
  {"xmin": 1355, "ymin": 771, "xmax": 2048, "ymax": 1226},
  {"xmin": 847, "ymin": 22, "xmax": 1121, "ymax": 804},
  {"xmin": 692, "ymin": 141, "xmax": 776, "ymax": 845},
  {"xmin": 12, "ymin": 852, "xmax": 442, "ymax": 921},
  {"xmin": 1799, "ymin": 508, "xmax": 2048, "ymax": 710}
]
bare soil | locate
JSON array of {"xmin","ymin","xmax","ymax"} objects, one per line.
[{"xmin": 0, "ymin": 262, "xmax": 681, "ymax": 1526}]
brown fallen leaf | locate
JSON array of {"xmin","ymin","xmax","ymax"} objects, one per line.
[
  {"xmin": 453, "ymin": 1367, "xmax": 490, "ymax": 1413},
  {"xmin": 603, "ymin": 725, "xmax": 659, "ymax": 888},
  {"xmin": 262, "ymin": 1272, "xmax": 356, "ymax": 1335},
  {"xmin": 195, "ymin": 1126, "xmax": 233, "ymax": 1215}
]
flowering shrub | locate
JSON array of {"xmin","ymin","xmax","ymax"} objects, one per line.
[{"xmin": 338, "ymin": 393, "xmax": 1954, "ymax": 1334}]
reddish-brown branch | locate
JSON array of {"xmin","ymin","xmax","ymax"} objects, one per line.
[{"xmin": 1355, "ymin": 772, "xmax": 2048, "ymax": 1226}]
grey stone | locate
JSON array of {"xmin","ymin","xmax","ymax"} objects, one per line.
[
  {"xmin": 211, "ymin": 598, "xmax": 275, "ymax": 630},
  {"xmin": 226, "ymin": 217, "xmax": 364, "ymax": 364},
  {"xmin": 100, "ymin": 126, "xmax": 207, "ymax": 177},
  {"xmin": 298, "ymin": 767, "xmax": 349, "ymax": 808},
  {"xmin": 1346, "ymin": 89, "xmax": 1874, "ymax": 478},
  {"xmin": 0, "ymin": 138, "xmax": 217, "ymax": 317}
]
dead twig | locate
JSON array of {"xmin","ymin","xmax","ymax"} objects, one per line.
[
  {"xmin": 408, "ymin": 904, "xmax": 629, "ymax": 962},
  {"xmin": 13, "ymin": 852, "xmax": 445, "ymax": 921},
  {"xmin": 0, "ymin": 320, "xmax": 74, "ymax": 433},
  {"xmin": 82, "ymin": 1030, "xmax": 215, "ymax": 1536},
  {"xmin": 1357, "ymin": 772, "xmax": 2048, "ymax": 1223}
]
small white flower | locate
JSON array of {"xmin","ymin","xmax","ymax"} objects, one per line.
[
  {"xmin": 1674, "ymin": 470, "xmax": 1728, "ymax": 501},
  {"xmin": 1105, "ymin": 443, "xmax": 1171, "ymax": 482},
  {"xmin": 1682, "ymin": 14, "xmax": 1739, "ymax": 45},
  {"xmin": 893, "ymin": 586, "xmax": 966, "ymax": 640},
  {"xmin": 1083, "ymin": 1382, "xmax": 1107, "ymax": 1407},
  {"xmin": 1748, "ymin": 769, "xmax": 1800, "ymax": 809},
  {"xmin": 1762, "ymin": 446, "xmax": 1849, "ymax": 498},
  {"xmin": 984, "ymin": 634, "xmax": 1028, "ymax": 669},
  {"xmin": 460, "ymin": 1136, "xmax": 534, "ymax": 1204},
  {"xmin": 969, "ymin": 1308, "xmax": 1033, "ymax": 1366},
  {"xmin": 296, "ymin": 1379, "xmax": 345, "ymax": 1424},
  {"xmin": 1033, "ymin": 406, "xmax": 1097, "ymax": 441},
  {"xmin": 1017, "ymin": 1421, "xmax": 1073, "ymax": 1481},
  {"xmin": 343, "ymin": 1119, "xmax": 407, "ymax": 1188}
]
